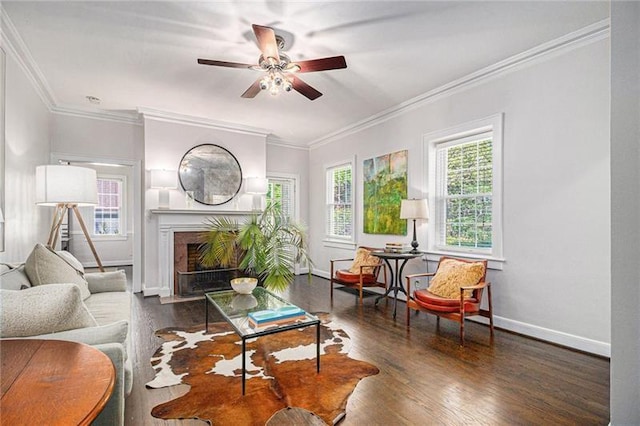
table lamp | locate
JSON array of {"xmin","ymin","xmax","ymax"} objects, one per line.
[
  {"xmin": 150, "ymin": 169, "xmax": 177, "ymax": 209},
  {"xmin": 245, "ymin": 177, "xmax": 268, "ymax": 211},
  {"xmin": 35, "ymin": 164, "xmax": 104, "ymax": 271},
  {"xmin": 400, "ymin": 198, "xmax": 429, "ymax": 253}
]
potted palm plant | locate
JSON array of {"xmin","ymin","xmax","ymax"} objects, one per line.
[{"xmin": 199, "ymin": 201, "xmax": 313, "ymax": 292}]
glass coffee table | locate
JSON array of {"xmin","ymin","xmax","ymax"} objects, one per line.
[{"xmin": 205, "ymin": 287, "xmax": 321, "ymax": 395}]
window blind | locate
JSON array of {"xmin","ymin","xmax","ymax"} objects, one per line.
[{"xmin": 326, "ymin": 163, "xmax": 353, "ymax": 239}]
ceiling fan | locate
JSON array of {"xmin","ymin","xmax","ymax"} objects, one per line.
[{"xmin": 198, "ymin": 24, "xmax": 347, "ymax": 101}]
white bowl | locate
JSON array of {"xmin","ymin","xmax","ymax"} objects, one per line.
[{"xmin": 230, "ymin": 277, "xmax": 258, "ymax": 294}]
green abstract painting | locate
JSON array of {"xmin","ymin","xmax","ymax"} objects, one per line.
[{"xmin": 363, "ymin": 150, "xmax": 408, "ymax": 235}]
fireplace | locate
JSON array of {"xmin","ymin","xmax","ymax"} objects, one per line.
[
  {"xmin": 174, "ymin": 231, "xmax": 243, "ymax": 297},
  {"xmin": 149, "ymin": 209, "xmax": 253, "ymax": 298}
]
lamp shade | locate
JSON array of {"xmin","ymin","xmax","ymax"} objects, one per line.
[
  {"xmin": 150, "ymin": 169, "xmax": 177, "ymax": 189},
  {"xmin": 400, "ymin": 199, "xmax": 429, "ymax": 220},
  {"xmin": 245, "ymin": 177, "xmax": 268, "ymax": 194},
  {"xmin": 36, "ymin": 165, "xmax": 98, "ymax": 206}
]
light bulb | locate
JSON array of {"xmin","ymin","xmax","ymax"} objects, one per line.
[
  {"xmin": 274, "ymin": 75, "xmax": 283, "ymax": 86},
  {"xmin": 270, "ymin": 85, "xmax": 279, "ymax": 96},
  {"xmin": 259, "ymin": 77, "xmax": 269, "ymax": 90},
  {"xmin": 283, "ymin": 80, "xmax": 293, "ymax": 92}
]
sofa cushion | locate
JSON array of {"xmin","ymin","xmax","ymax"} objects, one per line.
[
  {"xmin": 414, "ymin": 289, "xmax": 480, "ymax": 312},
  {"xmin": 0, "ymin": 264, "xmax": 31, "ymax": 290},
  {"xmin": 0, "ymin": 284, "xmax": 97, "ymax": 338},
  {"xmin": 348, "ymin": 248, "xmax": 380, "ymax": 274},
  {"xmin": 86, "ymin": 270, "xmax": 127, "ymax": 293},
  {"xmin": 427, "ymin": 258, "xmax": 485, "ymax": 299},
  {"xmin": 25, "ymin": 243, "xmax": 91, "ymax": 300},
  {"xmin": 83, "ymin": 291, "xmax": 131, "ymax": 326},
  {"xmin": 36, "ymin": 320, "xmax": 129, "ymax": 360}
]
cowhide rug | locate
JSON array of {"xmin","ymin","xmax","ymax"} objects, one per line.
[{"xmin": 146, "ymin": 316, "xmax": 379, "ymax": 425}]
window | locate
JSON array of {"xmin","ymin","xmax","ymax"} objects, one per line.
[
  {"xmin": 94, "ymin": 176, "xmax": 124, "ymax": 236},
  {"xmin": 325, "ymin": 162, "xmax": 354, "ymax": 243},
  {"xmin": 426, "ymin": 114, "xmax": 503, "ymax": 259},
  {"xmin": 267, "ymin": 176, "xmax": 295, "ymax": 220}
]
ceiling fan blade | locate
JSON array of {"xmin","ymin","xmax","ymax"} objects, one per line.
[
  {"xmin": 198, "ymin": 58, "xmax": 254, "ymax": 69},
  {"xmin": 252, "ymin": 24, "xmax": 279, "ymax": 61},
  {"xmin": 291, "ymin": 76, "xmax": 322, "ymax": 100},
  {"xmin": 241, "ymin": 79, "xmax": 263, "ymax": 98},
  {"xmin": 289, "ymin": 56, "xmax": 347, "ymax": 73}
]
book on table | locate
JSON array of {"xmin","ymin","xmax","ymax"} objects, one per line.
[{"xmin": 248, "ymin": 306, "xmax": 307, "ymax": 328}]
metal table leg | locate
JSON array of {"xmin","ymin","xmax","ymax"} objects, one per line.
[{"xmin": 242, "ymin": 338, "xmax": 246, "ymax": 395}]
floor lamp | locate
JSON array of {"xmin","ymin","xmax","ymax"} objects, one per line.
[
  {"xmin": 36, "ymin": 165, "xmax": 105, "ymax": 272},
  {"xmin": 400, "ymin": 198, "xmax": 430, "ymax": 253}
]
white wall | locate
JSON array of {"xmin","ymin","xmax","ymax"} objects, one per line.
[
  {"xmin": 610, "ymin": 2, "xmax": 640, "ymax": 423},
  {"xmin": 0, "ymin": 48, "xmax": 51, "ymax": 263},
  {"xmin": 266, "ymin": 142, "xmax": 309, "ymax": 226},
  {"xmin": 309, "ymin": 37, "xmax": 610, "ymax": 355},
  {"xmin": 142, "ymin": 116, "xmax": 267, "ymax": 295}
]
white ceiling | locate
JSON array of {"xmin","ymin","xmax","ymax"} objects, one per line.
[{"xmin": 2, "ymin": 1, "xmax": 609, "ymax": 146}]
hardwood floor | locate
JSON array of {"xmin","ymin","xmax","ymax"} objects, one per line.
[{"xmin": 125, "ymin": 275, "xmax": 609, "ymax": 425}]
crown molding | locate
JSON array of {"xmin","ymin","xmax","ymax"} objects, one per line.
[
  {"xmin": 266, "ymin": 136, "xmax": 309, "ymax": 151},
  {"xmin": 0, "ymin": 6, "xmax": 56, "ymax": 110},
  {"xmin": 309, "ymin": 19, "xmax": 610, "ymax": 150},
  {"xmin": 137, "ymin": 107, "xmax": 271, "ymax": 137},
  {"xmin": 51, "ymin": 105, "xmax": 142, "ymax": 126}
]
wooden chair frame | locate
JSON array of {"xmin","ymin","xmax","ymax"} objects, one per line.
[
  {"xmin": 405, "ymin": 256, "xmax": 494, "ymax": 346},
  {"xmin": 329, "ymin": 246, "xmax": 387, "ymax": 305}
]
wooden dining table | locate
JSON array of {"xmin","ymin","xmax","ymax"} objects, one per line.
[{"xmin": 0, "ymin": 339, "xmax": 115, "ymax": 425}]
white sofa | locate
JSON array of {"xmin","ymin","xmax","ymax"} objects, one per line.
[{"xmin": 0, "ymin": 243, "xmax": 132, "ymax": 426}]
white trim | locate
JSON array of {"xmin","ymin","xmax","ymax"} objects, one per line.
[
  {"xmin": 267, "ymin": 136, "xmax": 308, "ymax": 151},
  {"xmin": 308, "ymin": 19, "xmax": 610, "ymax": 149},
  {"xmin": 51, "ymin": 105, "xmax": 142, "ymax": 126},
  {"xmin": 324, "ymin": 157, "xmax": 356, "ymax": 245},
  {"xmin": 138, "ymin": 107, "xmax": 270, "ymax": 137},
  {"xmin": 470, "ymin": 315, "xmax": 610, "ymax": 358},
  {"xmin": 0, "ymin": 6, "xmax": 56, "ymax": 109},
  {"xmin": 424, "ymin": 113, "xmax": 504, "ymax": 259},
  {"xmin": 93, "ymin": 173, "xmax": 127, "ymax": 238},
  {"xmin": 266, "ymin": 172, "xmax": 302, "ymax": 274},
  {"xmin": 423, "ymin": 252, "xmax": 505, "ymax": 271},
  {"xmin": 322, "ymin": 239, "xmax": 357, "ymax": 250}
]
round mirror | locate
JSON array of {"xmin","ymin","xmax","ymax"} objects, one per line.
[{"xmin": 178, "ymin": 144, "xmax": 243, "ymax": 206}]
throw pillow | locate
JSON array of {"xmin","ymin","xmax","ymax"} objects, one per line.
[
  {"xmin": 56, "ymin": 250, "xmax": 85, "ymax": 273},
  {"xmin": 349, "ymin": 248, "xmax": 380, "ymax": 275},
  {"xmin": 427, "ymin": 258, "xmax": 486, "ymax": 299},
  {"xmin": 0, "ymin": 284, "xmax": 98, "ymax": 338},
  {"xmin": 24, "ymin": 243, "xmax": 91, "ymax": 300},
  {"xmin": 0, "ymin": 264, "xmax": 31, "ymax": 291}
]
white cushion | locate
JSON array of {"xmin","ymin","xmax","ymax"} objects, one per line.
[
  {"xmin": 0, "ymin": 284, "xmax": 97, "ymax": 338},
  {"xmin": 36, "ymin": 320, "xmax": 129, "ymax": 360},
  {"xmin": 0, "ymin": 264, "xmax": 31, "ymax": 290},
  {"xmin": 24, "ymin": 243, "xmax": 91, "ymax": 300},
  {"xmin": 56, "ymin": 250, "xmax": 85, "ymax": 273}
]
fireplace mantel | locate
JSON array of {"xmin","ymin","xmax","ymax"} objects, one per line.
[
  {"xmin": 148, "ymin": 209, "xmax": 253, "ymax": 297},
  {"xmin": 150, "ymin": 209, "xmax": 254, "ymax": 216}
]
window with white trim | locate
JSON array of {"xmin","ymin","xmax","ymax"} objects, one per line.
[
  {"xmin": 325, "ymin": 162, "xmax": 354, "ymax": 242},
  {"xmin": 427, "ymin": 114, "xmax": 503, "ymax": 258},
  {"xmin": 94, "ymin": 176, "xmax": 124, "ymax": 236},
  {"xmin": 267, "ymin": 177, "xmax": 295, "ymax": 221}
]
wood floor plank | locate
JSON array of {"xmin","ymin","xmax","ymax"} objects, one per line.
[{"xmin": 125, "ymin": 275, "xmax": 609, "ymax": 425}]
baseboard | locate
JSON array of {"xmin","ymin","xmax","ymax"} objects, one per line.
[
  {"xmin": 315, "ymin": 270, "xmax": 610, "ymax": 357},
  {"xmin": 469, "ymin": 315, "xmax": 610, "ymax": 357},
  {"xmin": 82, "ymin": 260, "xmax": 133, "ymax": 268}
]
